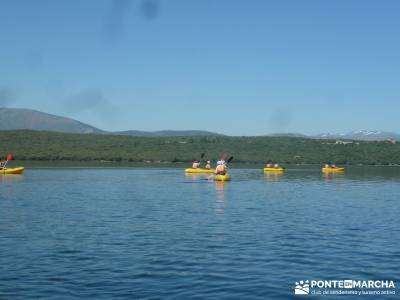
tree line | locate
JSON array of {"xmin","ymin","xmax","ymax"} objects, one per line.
[{"xmin": 0, "ymin": 130, "xmax": 399, "ymax": 165}]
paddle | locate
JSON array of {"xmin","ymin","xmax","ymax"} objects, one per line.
[
  {"xmin": 222, "ymin": 156, "xmax": 234, "ymax": 173},
  {"xmin": 2, "ymin": 153, "xmax": 12, "ymax": 169},
  {"xmin": 198, "ymin": 153, "xmax": 205, "ymax": 167},
  {"xmin": 200, "ymin": 153, "xmax": 205, "ymax": 161}
]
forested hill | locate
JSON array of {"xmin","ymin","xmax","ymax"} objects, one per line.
[{"xmin": 0, "ymin": 130, "xmax": 399, "ymax": 165}]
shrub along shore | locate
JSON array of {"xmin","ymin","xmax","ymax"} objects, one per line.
[{"xmin": 0, "ymin": 130, "xmax": 399, "ymax": 166}]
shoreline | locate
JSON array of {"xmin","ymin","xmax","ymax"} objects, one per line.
[{"xmin": 9, "ymin": 160, "xmax": 400, "ymax": 169}]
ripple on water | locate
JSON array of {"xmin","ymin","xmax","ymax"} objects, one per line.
[{"xmin": 0, "ymin": 168, "xmax": 399, "ymax": 299}]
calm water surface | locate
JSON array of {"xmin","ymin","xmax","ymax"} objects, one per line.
[{"xmin": 0, "ymin": 168, "xmax": 399, "ymax": 299}]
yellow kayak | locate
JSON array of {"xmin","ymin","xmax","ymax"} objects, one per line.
[
  {"xmin": 0, "ymin": 167, "xmax": 25, "ymax": 175},
  {"xmin": 214, "ymin": 174, "xmax": 231, "ymax": 181},
  {"xmin": 322, "ymin": 167, "xmax": 345, "ymax": 173},
  {"xmin": 264, "ymin": 167, "xmax": 285, "ymax": 172},
  {"xmin": 185, "ymin": 168, "xmax": 214, "ymax": 174}
]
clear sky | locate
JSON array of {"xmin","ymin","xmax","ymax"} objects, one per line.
[{"xmin": 1, "ymin": 0, "xmax": 399, "ymax": 135}]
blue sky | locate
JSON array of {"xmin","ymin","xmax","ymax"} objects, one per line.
[{"xmin": 1, "ymin": 0, "xmax": 399, "ymax": 135}]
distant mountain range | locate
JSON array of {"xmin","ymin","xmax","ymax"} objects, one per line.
[
  {"xmin": 266, "ymin": 133, "xmax": 308, "ymax": 138},
  {"xmin": 0, "ymin": 108, "xmax": 102, "ymax": 134},
  {"xmin": 268, "ymin": 130, "xmax": 400, "ymax": 141},
  {"xmin": 313, "ymin": 130, "xmax": 400, "ymax": 141},
  {"xmin": 1, "ymin": 108, "xmax": 399, "ymax": 140},
  {"xmin": 113, "ymin": 130, "xmax": 222, "ymax": 137},
  {"xmin": 0, "ymin": 108, "xmax": 222, "ymax": 137}
]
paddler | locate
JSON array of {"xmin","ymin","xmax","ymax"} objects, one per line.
[
  {"xmin": 325, "ymin": 162, "xmax": 336, "ymax": 168},
  {"xmin": 266, "ymin": 160, "xmax": 273, "ymax": 168},
  {"xmin": 215, "ymin": 160, "xmax": 227, "ymax": 175},
  {"xmin": 192, "ymin": 160, "xmax": 200, "ymax": 169},
  {"xmin": 205, "ymin": 160, "xmax": 212, "ymax": 169},
  {"xmin": 0, "ymin": 154, "xmax": 11, "ymax": 169}
]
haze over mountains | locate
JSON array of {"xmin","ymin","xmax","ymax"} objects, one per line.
[
  {"xmin": 0, "ymin": 108, "xmax": 220, "ymax": 137},
  {"xmin": 0, "ymin": 108, "xmax": 102, "ymax": 134},
  {"xmin": 0, "ymin": 108, "xmax": 398, "ymax": 140}
]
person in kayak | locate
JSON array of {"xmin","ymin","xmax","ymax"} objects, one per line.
[
  {"xmin": 205, "ymin": 160, "xmax": 212, "ymax": 169},
  {"xmin": 325, "ymin": 163, "xmax": 337, "ymax": 168},
  {"xmin": 215, "ymin": 160, "xmax": 227, "ymax": 175},
  {"xmin": 265, "ymin": 160, "xmax": 273, "ymax": 168},
  {"xmin": 0, "ymin": 154, "xmax": 12, "ymax": 170},
  {"xmin": 266, "ymin": 160, "xmax": 280, "ymax": 168},
  {"xmin": 192, "ymin": 160, "xmax": 200, "ymax": 169}
]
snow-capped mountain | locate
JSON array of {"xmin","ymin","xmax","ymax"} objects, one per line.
[
  {"xmin": 317, "ymin": 133, "xmax": 346, "ymax": 139},
  {"xmin": 314, "ymin": 130, "xmax": 400, "ymax": 141}
]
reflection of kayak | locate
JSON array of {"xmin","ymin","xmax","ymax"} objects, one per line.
[
  {"xmin": 264, "ymin": 167, "xmax": 285, "ymax": 172},
  {"xmin": 322, "ymin": 167, "xmax": 345, "ymax": 173},
  {"xmin": 214, "ymin": 174, "xmax": 231, "ymax": 181},
  {"xmin": 0, "ymin": 167, "xmax": 25, "ymax": 175},
  {"xmin": 185, "ymin": 168, "xmax": 214, "ymax": 174}
]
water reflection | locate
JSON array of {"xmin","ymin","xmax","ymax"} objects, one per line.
[
  {"xmin": 322, "ymin": 172, "xmax": 346, "ymax": 181},
  {"xmin": 214, "ymin": 181, "xmax": 227, "ymax": 191},
  {"xmin": 214, "ymin": 181, "xmax": 226, "ymax": 214},
  {"xmin": 184, "ymin": 173, "xmax": 212, "ymax": 181},
  {"xmin": 185, "ymin": 173, "xmax": 202, "ymax": 180},
  {"xmin": 0, "ymin": 175, "xmax": 24, "ymax": 184},
  {"xmin": 263, "ymin": 171, "xmax": 284, "ymax": 182}
]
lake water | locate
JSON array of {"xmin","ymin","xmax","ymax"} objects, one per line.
[{"xmin": 0, "ymin": 168, "xmax": 399, "ymax": 299}]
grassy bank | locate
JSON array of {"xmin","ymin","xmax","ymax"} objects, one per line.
[{"xmin": 1, "ymin": 130, "xmax": 399, "ymax": 165}]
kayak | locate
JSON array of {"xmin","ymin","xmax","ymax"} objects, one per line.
[
  {"xmin": 0, "ymin": 167, "xmax": 25, "ymax": 175},
  {"xmin": 264, "ymin": 167, "xmax": 285, "ymax": 172},
  {"xmin": 185, "ymin": 168, "xmax": 214, "ymax": 174},
  {"xmin": 322, "ymin": 167, "xmax": 345, "ymax": 173},
  {"xmin": 214, "ymin": 174, "xmax": 231, "ymax": 181}
]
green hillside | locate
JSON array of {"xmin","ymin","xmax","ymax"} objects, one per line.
[{"xmin": 0, "ymin": 130, "xmax": 399, "ymax": 165}]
